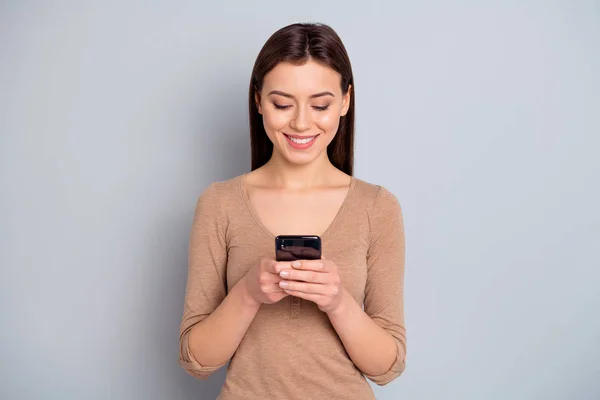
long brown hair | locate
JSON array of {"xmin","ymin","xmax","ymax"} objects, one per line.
[{"xmin": 249, "ymin": 23, "xmax": 355, "ymax": 175}]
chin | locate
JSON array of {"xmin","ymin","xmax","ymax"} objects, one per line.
[
  {"xmin": 278, "ymin": 148, "xmax": 320, "ymax": 165},
  {"xmin": 286, "ymin": 154, "xmax": 321, "ymax": 166}
]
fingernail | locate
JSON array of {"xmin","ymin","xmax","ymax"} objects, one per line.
[
  {"xmin": 279, "ymin": 270, "xmax": 289, "ymax": 278},
  {"xmin": 292, "ymin": 261, "xmax": 301, "ymax": 268},
  {"xmin": 279, "ymin": 281, "xmax": 288, "ymax": 288}
]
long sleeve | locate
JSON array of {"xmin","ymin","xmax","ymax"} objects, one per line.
[
  {"xmin": 178, "ymin": 182, "xmax": 229, "ymax": 379},
  {"xmin": 362, "ymin": 186, "xmax": 407, "ymax": 385}
]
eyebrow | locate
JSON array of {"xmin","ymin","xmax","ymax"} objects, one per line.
[{"xmin": 267, "ymin": 90, "xmax": 335, "ymax": 99}]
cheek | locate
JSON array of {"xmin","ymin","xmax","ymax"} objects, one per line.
[
  {"xmin": 315, "ymin": 111, "xmax": 340, "ymax": 133},
  {"xmin": 262, "ymin": 110, "xmax": 289, "ymax": 131}
]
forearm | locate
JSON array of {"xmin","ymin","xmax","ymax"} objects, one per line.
[
  {"xmin": 327, "ymin": 288, "xmax": 399, "ymax": 376},
  {"xmin": 188, "ymin": 279, "xmax": 260, "ymax": 367}
]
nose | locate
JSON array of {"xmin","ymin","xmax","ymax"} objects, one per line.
[{"xmin": 289, "ymin": 105, "xmax": 311, "ymax": 132}]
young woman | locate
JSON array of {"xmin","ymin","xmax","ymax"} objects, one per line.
[{"xmin": 179, "ymin": 22, "xmax": 406, "ymax": 399}]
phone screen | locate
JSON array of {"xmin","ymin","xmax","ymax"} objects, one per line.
[{"xmin": 275, "ymin": 235, "xmax": 322, "ymax": 261}]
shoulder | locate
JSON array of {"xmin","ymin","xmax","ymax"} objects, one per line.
[
  {"xmin": 352, "ymin": 178, "xmax": 404, "ymax": 243},
  {"xmin": 352, "ymin": 177, "xmax": 401, "ymax": 213},
  {"xmin": 198, "ymin": 174, "xmax": 243, "ymax": 200},
  {"xmin": 195, "ymin": 174, "xmax": 245, "ymax": 214}
]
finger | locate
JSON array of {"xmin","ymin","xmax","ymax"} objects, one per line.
[
  {"xmin": 290, "ymin": 259, "xmax": 326, "ymax": 271},
  {"xmin": 283, "ymin": 289, "xmax": 325, "ymax": 304},
  {"xmin": 275, "ymin": 261, "xmax": 296, "ymax": 274},
  {"xmin": 259, "ymin": 272, "xmax": 285, "ymax": 285},
  {"xmin": 279, "ymin": 269, "xmax": 327, "ymax": 284},
  {"xmin": 262, "ymin": 283, "xmax": 287, "ymax": 294},
  {"xmin": 279, "ymin": 280, "xmax": 328, "ymax": 294},
  {"xmin": 262, "ymin": 259, "xmax": 277, "ymax": 274},
  {"xmin": 266, "ymin": 260, "xmax": 290, "ymax": 274}
]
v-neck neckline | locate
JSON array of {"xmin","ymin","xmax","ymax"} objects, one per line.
[{"xmin": 238, "ymin": 173, "xmax": 358, "ymax": 241}]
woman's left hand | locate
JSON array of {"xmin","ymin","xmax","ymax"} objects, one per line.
[{"xmin": 276, "ymin": 258, "xmax": 343, "ymax": 313}]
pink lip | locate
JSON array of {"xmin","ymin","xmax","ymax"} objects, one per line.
[{"xmin": 283, "ymin": 133, "xmax": 319, "ymax": 150}]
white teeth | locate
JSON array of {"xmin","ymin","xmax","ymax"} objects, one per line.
[{"xmin": 288, "ymin": 136, "xmax": 315, "ymax": 144}]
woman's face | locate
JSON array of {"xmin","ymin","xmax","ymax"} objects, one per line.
[{"xmin": 256, "ymin": 59, "xmax": 351, "ymax": 167}]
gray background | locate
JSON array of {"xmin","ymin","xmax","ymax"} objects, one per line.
[{"xmin": 1, "ymin": 1, "xmax": 599, "ymax": 399}]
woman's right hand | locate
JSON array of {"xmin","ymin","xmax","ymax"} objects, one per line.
[{"xmin": 241, "ymin": 258, "xmax": 289, "ymax": 307}]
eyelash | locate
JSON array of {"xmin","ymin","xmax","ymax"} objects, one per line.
[{"xmin": 273, "ymin": 103, "xmax": 329, "ymax": 112}]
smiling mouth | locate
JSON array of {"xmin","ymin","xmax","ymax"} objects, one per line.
[{"xmin": 283, "ymin": 133, "xmax": 319, "ymax": 144}]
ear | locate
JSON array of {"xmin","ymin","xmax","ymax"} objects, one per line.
[
  {"xmin": 340, "ymin": 84, "xmax": 352, "ymax": 116},
  {"xmin": 255, "ymin": 91, "xmax": 263, "ymax": 114}
]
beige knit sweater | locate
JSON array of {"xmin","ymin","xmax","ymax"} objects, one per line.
[{"xmin": 179, "ymin": 174, "xmax": 406, "ymax": 399}]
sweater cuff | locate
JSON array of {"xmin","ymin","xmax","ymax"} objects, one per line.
[
  {"xmin": 179, "ymin": 333, "xmax": 227, "ymax": 380},
  {"xmin": 363, "ymin": 337, "xmax": 406, "ymax": 386}
]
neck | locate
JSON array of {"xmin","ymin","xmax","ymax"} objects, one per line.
[{"xmin": 263, "ymin": 151, "xmax": 337, "ymax": 189}]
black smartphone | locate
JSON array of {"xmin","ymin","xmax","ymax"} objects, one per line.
[{"xmin": 275, "ymin": 235, "xmax": 322, "ymax": 261}]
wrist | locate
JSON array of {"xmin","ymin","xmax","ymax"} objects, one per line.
[
  {"xmin": 326, "ymin": 288, "xmax": 352, "ymax": 318},
  {"xmin": 235, "ymin": 277, "xmax": 261, "ymax": 312}
]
